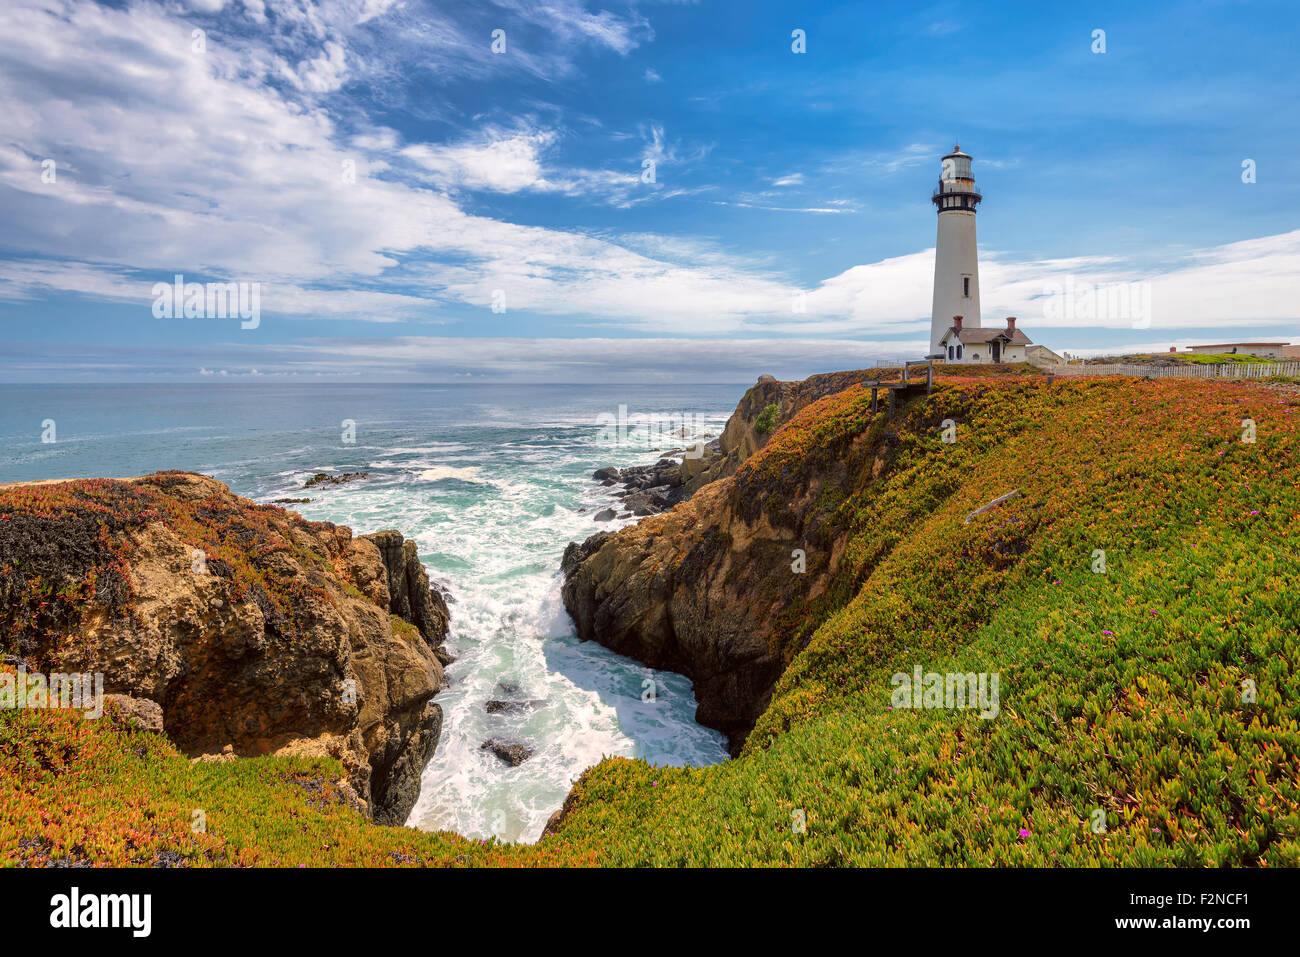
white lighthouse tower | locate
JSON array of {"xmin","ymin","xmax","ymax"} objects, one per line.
[{"xmin": 929, "ymin": 144, "xmax": 982, "ymax": 356}]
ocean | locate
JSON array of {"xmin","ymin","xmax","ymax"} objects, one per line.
[{"xmin": 0, "ymin": 382, "xmax": 739, "ymax": 842}]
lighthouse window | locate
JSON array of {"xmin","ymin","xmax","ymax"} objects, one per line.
[
  {"xmin": 963, "ymin": 277, "xmax": 971, "ymax": 297},
  {"xmin": 948, "ymin": 345, "xmax": 954, "ymax": 359},
  {"xmin": 956, "ymin": 345, "xmax": 963, "ymax": 360}
]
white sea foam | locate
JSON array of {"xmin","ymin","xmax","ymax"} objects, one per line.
[{"xmin": 415, "ymin": 466, "xmax": 486, "ymax": 483}]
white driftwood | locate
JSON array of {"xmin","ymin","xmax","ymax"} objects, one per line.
[{"xmin": 964, "ymin": 489, "xmax": 1021, "ymax": 524}]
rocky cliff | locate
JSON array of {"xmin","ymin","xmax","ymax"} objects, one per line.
[
  {"xmin": 0, "ymin": 471, "xmax": 450, "ymax": 825},
  {"xmin": 562, "ymin": 369, "xmax": 906, "ymax": 753}
]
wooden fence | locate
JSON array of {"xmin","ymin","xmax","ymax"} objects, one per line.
[{"xmin": 1049, "ymin": 361, "xmax": 1300, "ymax": 380}]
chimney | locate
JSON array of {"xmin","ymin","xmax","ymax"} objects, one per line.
[
  {"xmin": 953, "ymin": 315, "xmax": 963, "ymax": 331},
  {"xmin": 1006, "ymin": 316, "xmax": 1017, "ymax": 333}
]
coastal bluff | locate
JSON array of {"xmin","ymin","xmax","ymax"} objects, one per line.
[
  {"xmin": 561, "ymin": 367, "xmax": 908, "ymax": 753},
  {"xmin": 0, "ymin": 471, "xmax": 450, "ymax": 825}
]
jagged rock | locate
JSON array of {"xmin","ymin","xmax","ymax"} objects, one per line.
[
  {"xmin": 562, "ymin": 532, "xmax": 610, "ymax": 578},
  {"xmin": 0, "ymin": 471, "xmax": 450, "ymax": 826},
  {"xmin": 362, "ymin": 529, "xmax": 451, "ymax": 647},
  {"xmin": 593, "ymin": 508, "xmax": 617, "ymax": 522},
  {"xmin": 371, "ymin": 702, "xmax": 442, "ymax": 825},
  {"xmin": 303, "ymin": 471, "xmax": 368, "ymax": 488},
  {"xmin": 593, "ymin": 467, "xmax": 621, "ymax": 481},
  {"xmin": 480, "ymin": 738, "xmax": 535, "ymax": 766}
]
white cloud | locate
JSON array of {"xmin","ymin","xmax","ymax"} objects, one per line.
[
  {"xmin": 282, "ymin": 39, "xmax": 349, "ymax": 93},
  {"xmin": 0, "ymin": 337, "xmax": 921, "ymax": 383},
  {"xmin": 0, "ymin": 0, "xmax": 1296, "ymax": 356},
  {"xmin": 795, "ymin": 230, "xmax": 1300, "ymax": 335},
  {"xmin": 493, "ymin": 0, "xmax": 651, "ymax": 56},
  {"xmin": 403, "ymin": 129, "xmax": 558, "ymax": 193}
]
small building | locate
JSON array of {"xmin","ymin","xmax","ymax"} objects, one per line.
[
  {"xmin": 1025, "ymin": 344, "xmax": 1064, "ymax": 369},
  {"xmin": 1186, "ymin": 342, "xmax": 1288, "ymax": 358},
  {"xmin": 938, "ymin": 316, "xmax": 1032, "ymax": 364}
]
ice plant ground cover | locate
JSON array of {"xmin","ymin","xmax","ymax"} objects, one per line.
[{"xmin": 2, "ymin": 374, "xmax": 1297, "ymax": 866}]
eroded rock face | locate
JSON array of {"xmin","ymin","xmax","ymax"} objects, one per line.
[
  {"xmin": 561, "ymin": 368, "xmax": 901, "ymax": 754},
  {"xmin": 562, "ymin": 480, "xmax": 798, "ymax": 753},
  {"xmin": 0, "ymin": 472, "xmax": 450, "ymax": 826},
  {"xmin": 362, "ymin": 529, "xmax": 452, "ymax": 648}
]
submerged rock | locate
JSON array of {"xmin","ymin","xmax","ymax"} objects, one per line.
[
  {"xmin": 480, "ymin": 738, "xmax": 535, "ymax": 766},
  {"xmin": 303, "ymin": 471, "xmax": 368, "ymax": 488},
  {"xmin": 484, "ymin": 698, "xmax": 545, "ymax": 715}
]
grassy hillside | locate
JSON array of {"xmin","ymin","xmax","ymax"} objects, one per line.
[{"xmin": 4, "ymin": 374, "xmax": 1297, "ymax": 866}]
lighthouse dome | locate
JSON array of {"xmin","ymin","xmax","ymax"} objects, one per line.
[{"xmin": 940, "ymin": 145, "xmax": 973, "ymax": 182}]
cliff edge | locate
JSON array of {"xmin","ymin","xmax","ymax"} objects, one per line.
[
  {"xmin": 0, "ymin": 471, "xmax": 449, "ymax": 825},
  {"xmin": 562, "ymin": 368, "xmax": 907, "ymax": 752}
]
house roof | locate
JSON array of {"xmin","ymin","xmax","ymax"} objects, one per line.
[{"xmin": 942, "ymin": 326, "xmax": 1033, "ymax": 346}]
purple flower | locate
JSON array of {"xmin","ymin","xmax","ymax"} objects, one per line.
[{"xmin": 1018, "ymin": 828, "xmax": 1030, "ymax": 838}]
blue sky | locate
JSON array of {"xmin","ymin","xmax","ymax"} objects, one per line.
[{"xmin": 0, "ymin": 0, "xmax": 1297, "ymax": 381}]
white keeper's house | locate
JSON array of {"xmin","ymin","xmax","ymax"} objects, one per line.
[
  {"xmin": 927, "ymin": 144, "xmax": 1047, "ymax": 365},
  {"xmin": 937, "ymin": 315, "xmax": 1032, "ymax": 364}
]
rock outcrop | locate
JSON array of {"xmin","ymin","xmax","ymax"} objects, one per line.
[
  {"xmin": 561, "ymin": 368, "xmax": 906, "ymax": 753},
  {"xmin": 0, "ymin": 471, "xmax": 450, "ymax": 825}
]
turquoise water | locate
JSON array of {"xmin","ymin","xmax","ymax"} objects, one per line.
[{"xmin": 0, "ymin": 383, "xmax": 737, "ymax": 842}]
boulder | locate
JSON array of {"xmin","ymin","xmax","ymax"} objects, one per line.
[
  {"xmin": 480, "ymin": 738, "xmax": 535, "ymax": 766},
  {"xmin": 105, "ymin": 694, "xmax": 164, "ymax": 733}
]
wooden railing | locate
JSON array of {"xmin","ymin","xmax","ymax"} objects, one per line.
[{"xmin": 1049, "ymin": 360, "xmax": 1300, "ymax": 380}]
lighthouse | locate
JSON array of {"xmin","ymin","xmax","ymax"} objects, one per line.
[{"xmin": 929, "ymin": 144, "xmax": 982, "ymax": 356}]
